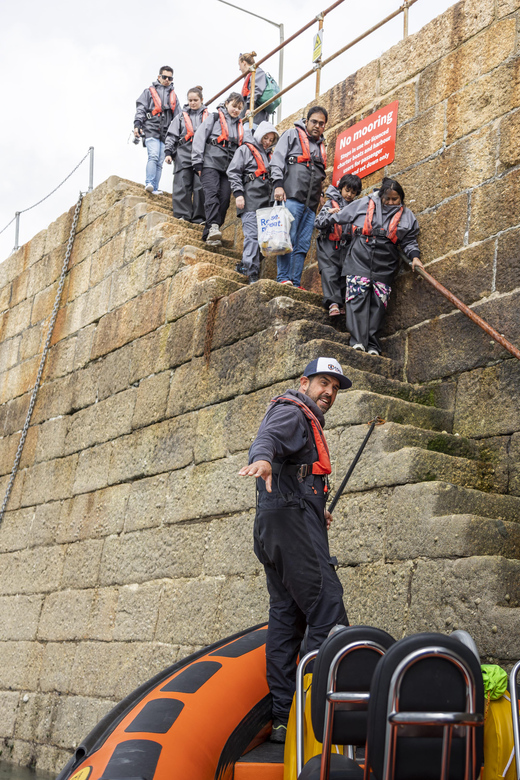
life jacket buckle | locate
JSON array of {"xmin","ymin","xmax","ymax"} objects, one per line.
[{"xmin": 297, "ymin": 463, "xmax": 312, "ymax": 481}]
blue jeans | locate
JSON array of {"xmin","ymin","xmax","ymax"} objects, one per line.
[
  {"xmin": 145, "ymin": 137, "xmax": 165, "ymax": 190},
  {"xmin": 277, "ymin": 198, "xmax": 316, "ymax": 286}
]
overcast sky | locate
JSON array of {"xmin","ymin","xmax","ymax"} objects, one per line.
[{"xmin": 0, "ymin": 0, "xmax": 455, "ymax": 262}]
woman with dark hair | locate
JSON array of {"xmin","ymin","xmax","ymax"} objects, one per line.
[
  {"xmin": 238, "ymin": 52, "xmax": 275, "ymax": 125},
  {"xmin": 192, "ymin": 92, "xmax": 245, "ymax": 245},
  {"xmin": 315, "ymin": 173, "xmax": 362, "ymax": 317},
  {"xmin": 331, "ymin": 177, "xmax": 424, "ymax": 355},
  {"xmin": 164, "ymin": 86, "xmax": 208, "ymax": 223}
]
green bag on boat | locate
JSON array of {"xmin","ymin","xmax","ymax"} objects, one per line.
[{"xmin": 482, "ymin": 664, "xmax": 508, "ymax": 700}]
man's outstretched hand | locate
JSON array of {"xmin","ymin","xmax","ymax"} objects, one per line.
[{"xmin": 239, "ymin": 460, "xmax": 272, "ymax": 492}]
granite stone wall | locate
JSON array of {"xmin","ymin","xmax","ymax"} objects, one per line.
[{"xmin": 0, "ymin": 0, "xmax": 519, "ymax": 773}]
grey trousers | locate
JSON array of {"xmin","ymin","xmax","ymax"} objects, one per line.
[
  {"xmin": 240, "ymin": 211, "xmax": 261, "ymax": 274},
  {"xmin": 172, "ymin": 166, "xmax": 205, "ymax": 223}
]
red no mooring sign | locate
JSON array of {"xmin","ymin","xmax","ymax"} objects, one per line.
[{"xmin": 332, "ymin": 101, "xmax": 399, "ymax": 184}]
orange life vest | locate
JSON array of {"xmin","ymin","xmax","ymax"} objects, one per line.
[
  {"xmin": 244, "ymin": 142, "xmax": 270, "ymax": 178},
  {"xmin": 149, "ymin": 86, "xmax": 177, "ymax": 116},
  {"xmin": 362, "ymin": 198, "xmax": 403, "ymax": 244},
  {"xmin": 183, "ymin": 108, "xmax": 209, "ymax": 142},
  {"xmin": 296, "ymin": 127, "xmax": 327, "ymax": 168},
  {"xmin": 242, "ymin": 73, "xmax": 252, "ymax": 98},
  {"xmin": 216, "ymin": 108, "xmax": 244, "ymax": 146},
  {"xmin": 328, "ymin": 199, "xmax": 343, "ymax": 243},
  {"xmin": 270, "ymin": 395, "xmax": 331, "ymax": 476}
]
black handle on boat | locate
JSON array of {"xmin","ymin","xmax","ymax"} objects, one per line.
[{"xmin": 328, "ymin": 416, "xmax": 384, "ymax": 514}]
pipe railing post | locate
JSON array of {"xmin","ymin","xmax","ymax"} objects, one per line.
[
  {"xmin": 403, "ymin": 0, "xmax": 409, "ymax": 37},
  {"xmin": 13, "ymin": 212, "xmax": 20, "ymax": 252},
  {"xmin": 315, "ymin": 14, "xmax": 324, "ymax": 98},
  {"xmin": 88, "ymin": 146, "xmax": 94, "ymax": 193},
  {"xmin": 277, "ymin": 23, "xmax": 284, "ymax": 124},
  {"xmin": 249, "ymin": 66, "xmax": 257, "ymax": 130}
]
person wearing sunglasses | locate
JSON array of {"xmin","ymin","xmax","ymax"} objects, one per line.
[
  {"xmin": 270, "ymin": 106, "xmax": 329, "ymax": 288},
  {"xmin": 134, "ymin": 66, "xmax": 180, "ymax": 195}
]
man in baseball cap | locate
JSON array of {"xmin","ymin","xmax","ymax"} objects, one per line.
[{"xmin": 239, "ymin": 358, "xmax": 351, "ymax": 742}]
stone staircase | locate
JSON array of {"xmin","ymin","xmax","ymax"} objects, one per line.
[{"xmin": 107, "ymin": 179, "xmax": 520, "ymax": 664}]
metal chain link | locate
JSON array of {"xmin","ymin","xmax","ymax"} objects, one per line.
[{"xmin": 0, "ymin": 192, "xmax": 84, "ymax": 524}]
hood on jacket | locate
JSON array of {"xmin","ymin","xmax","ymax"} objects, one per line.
[
  {"xmin": 254, "ymin": 120, "xmax": 279, "ymax": 149},
  {"xmin": 325, "ymin": 184, "xmax": 341, "ymax": 201}
]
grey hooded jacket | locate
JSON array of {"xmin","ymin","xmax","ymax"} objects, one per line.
[
  {"xmin": 240, "ymin": 67, "xmax": 275, "ymax": 124},
  {"xmin": 269, "ymin": 119, "xmax": 327, "ymax": 212},
  {"xmin": 191, "ymin": 106, "xmax": 244, "ymax": 173},
  {"xmin": 227, "ymin": 120, "xmax": 279, "ymax": 214},
  {"xmin": 134, "ymin": 81, "xmax": 180, "ymax": 142},
  {"xmin": 332, "ymin": 192, "xmax": 420, "ymax": 283},
  {"xmin": 164, "ymin": 104, "xmax": 209, "ymax": 171}
]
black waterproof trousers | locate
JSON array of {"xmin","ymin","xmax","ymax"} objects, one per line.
[
  {"xmin": 346, "ymin": 285, "xmax": 387, "ymax": 352},
  {"xmin": 200, "ymin": 167, "xmax": 231, "ymax": 240},
  {"xmin": 317, "ymin": 236, "xmax": 346, "ymax": 307},
  {"xmin": 254, "ymin": 492, "xmax": 348, "ymax": 721},
  {"xmin": 172, "ymin": 167, "xmax": 205, "ymax": 223}
]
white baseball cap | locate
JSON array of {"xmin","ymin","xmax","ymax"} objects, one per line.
[{"xmin": 302, "ymin": 357, "xmax": 352, "ymax": 389}]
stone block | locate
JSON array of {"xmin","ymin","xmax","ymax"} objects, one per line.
[
  {"xmin": 90, "ymin": 280, "xmax": 169, "ymax": 360},
  {"xmin": 113, "ymin": 581, "xmax": 164, "ymax": 641},
  {"xmin": 74, "ymin": 440, "xmax": 115, "ymax": 494},
  {"xmin": 0, "ymin": 355, "xmax": 40, "ymax": 406},
  {"xmin": 69, "ymin": 217, "xmax": 104, "ymax": 268},
  {"xmin": 405, "ymin": 290, "xmax": 520, "ymax": 382},
  {"xmin": 26, "ymin": 250, "xmax": 63, "ymax": 300},
  {"xmin": 34, "ymin": 745, "xmax": 73, "ymax": 775},
  {"xmin": 39, "ymin": 642, "xmax": 78, "ymax": 693},
  {"xmin": 385, "ymin": 238, "xmax": 495, "ymax": 334},
  {"xmin": 73, "ymin": 323, "xmax": 97, "ymax": 371},
  {"xmin": 108, "ymin": 413, "xmax": 195, "ymax": 484},
  {"xmin": 329, "ymin": 489, "xmax": 391, "ymax": 566},
  {"xmin": 447, "ymin": 58, "xmax": 520, "ymax": 144},
  {"xmin": 57, "ymin": 483, "xmax": 130, "ymax": 542},
  {"xmin": 453, "ymin": 359, "xmax": 520, "ymax": 437},
  {"xmin": 67, "ymin": 641, "xmax": 142, "ymax": 698},
  {"xmin": 21, "ymin": 453, "xmax": 78, "ymax": 507},
  {"xmin": 155, "ymin": 578, "xmax": 223, "ymax": 645},
  {"xmin": 470, "ymin": 168, "xmax": 520, "ymax": 242},
  {"xmin": 418, "ymin": 16, "xmax": 517, "ymax": 112},
  {"xmin": 217, "ymin": 576, "xmax": 269, "ymax": 637},
  {"xmin": 0, "ymin": 336, "xmax": 21, "ymax": 374},
  {"xmin": 132, "ymin": 372, "xmax": 170, "ymax": 429},
  {"xmin": 95, "ymin": 344, "xmax": 136, "ymax": 403},
  {"xmin": 65, "ymin": 257, "xmax": 92, "ymax": 304},
  {"xmin": 398, "ymin": 124, "xmax": 497, "ymax": 213},
  {"xmin": 125, "ymin": 474, "xmax": 169, "ymax": 531},
  {"xmin": 3, "ymin": 298, "xmax": 33, "ymax": 341},
  {"xmin": 326, "ymin": 390, "xmax": 452, "ymax": 434},
  {"xmin": 109, "ymin": 252, "xmax": 149, "ymax": 311},
  {"xmin": 51, "ymin": 695, "xmax": 114, "ymax": 750},
  {"xmin": 406, "ymin": 556, "xmax": 520, "ymax": 660},
  {"xmin": 18, "ymin": 322, "xmax": 46, "ymax": 362},
  {"xmin": 392, "ymin": 104, "xmax": 445, "ymax": 172},
  {"xmin": 413, "ymin": 193, "xmax": 469, "ymax": 264},
  {"xmin": 32, "ymin": 374, "xmax": 75, "ymax": 425},
  {"xmin": 0, "ymin": 691, "xmax": 20, "ymax": 737},
  {"xmin": 89, "ymin": 231, "xmax": 126, "ymax": 288},
  {"xmin": 38, "ymin": 589, "xmax": 94, "ymax": 640},
  {"xmin": 166, "ymin": 265, "xmax": 243, "ymax": 323},
  {"xmin": 45, "ymin": 208, "xmax": 74, "ymax": 256},
  {"xmin": 9, "ymin": 269, "xmax": 29, "ymax": 308},
  {"xmin": 61, "ymin": 539, "xmax": 104, "ymax": 589},
  {"xmin": 43, "ymin": 336, "xmax": 77, "ymax": 382},
  {"xmin": 0, "ymin": 641, "xmax": 44, "ymax": 689},
  {"xmin": 0, "ymin": 595, "xmax": 43, "ymax": 640},
  {"xmin": 203, "ymin": 512, "xmax": 260, "ymax": 576},
  {"xmin": 0, "ymin": 507, "xmax": 34, "ymax": 553},
  {"xmin": 86, "ymin": 587, "xmax": 118, "ymax": 641},
  {"xmin": 31, "ymin": 282, "xmax": 58, "ymax": 327},
  {"xmin": 497, "ymin": 0, "xmax": 520, "ymax": 15},
  {"xmin": 34, "ymin": 416, "xmax": 69, "ymax": 463},
  {"xmin": 167, "ymin": 453, "xmax": 254, "ymax": 523},
  {"xmin": 65, "ymin": 388, "xmax": 136, "ymax": 454},
  {"xmin": 99, "ymin": 524, "xmax": 205, "ymax": 586},
  {"xmin": 13, "ymin": 692, "xmax": 56, "ymax": 743},
  {"xmin": 510, "ymin": 432, "xmax": 520, "ymax": 496},
  {"xmin": 29, "ymin": 502, "xmax": 66, "ymax": 549},
  {"xmin": 322, "ymin": 60, "xmax": 379, "ymax": 128},
  {"xmin": 495, "ymin": 227, "xmax": 520, "ymax": 293}
]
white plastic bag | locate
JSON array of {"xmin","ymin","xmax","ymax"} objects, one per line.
[{"xmin": 256, "ymin": 203, "xmax": 294, "ymax": 257}]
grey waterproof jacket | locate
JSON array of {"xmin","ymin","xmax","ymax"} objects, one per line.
[
  {"xmin": 191, "ymin": 106, "xmax": 244, "ymax": 173},
  {"xmin": 269, "ymin": 119, "xmax": 327, "ymax": 212},
  {"xmin": 332, "ymin": 192, "xmax": 420, "ymax": 283},
  {"xmin": 227, "ymin": 120, "xmax": 278, "ymax": 214},
  {"xmin": 164, "ymin": 103, "xmax": 209, "ymax": 171},
  {"xmin": 240, "ymin": 67, "xmax": 275, "ymax": 124},
  {"xmin": 134, "ymin": 81, "xmax": 180, "ymax": 142}
]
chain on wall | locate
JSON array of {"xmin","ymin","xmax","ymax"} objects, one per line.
[{"xmin": 0, "ymin": 192, "xmax": 84, "ymax": 524}]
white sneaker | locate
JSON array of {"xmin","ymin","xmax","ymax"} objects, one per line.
[
  {"xmin": 152, "ymin": 189, "xmax": 163, "ymax": 195},
  {"xmin": 352, "ymin": 343, "xmax": 366, "ymax": 351},
  {"xmin": 367, "ymin": 348, "xmax": 380, "ymax": 356},
  {"xmin": 144, "ymin": 183, "xmax": 154, "ymax": 193},
  {"xmin": 207, "ymin": 223, "xmax": 222, "ymax": 241}
]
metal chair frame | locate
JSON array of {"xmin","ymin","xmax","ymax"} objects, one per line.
[
  {"xmin": 509, "ymin": 660, "xmax": 520, "ymax": 780},
  {"xmin": 295, "ymin": 640, "xmax": 387, "ymax": 780},
  {"xmin": 364, "ymin": 645, "xmax": 483, "ymax": 780}
]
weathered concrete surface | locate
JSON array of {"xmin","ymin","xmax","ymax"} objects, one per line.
[{"xmin": 1, "ymin": 0, "xmax": 520, "ymax": 773}]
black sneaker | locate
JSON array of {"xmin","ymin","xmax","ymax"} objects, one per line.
[
  {"xmin": 270, "ymin": 719, "xmax": 288, "ymax": 743},
  {"xmin": 235, "ymin": 262, "xmax": 247, "ymax": 275},
  {"xmin": 248, "ymin": 272, "xmax": 259, "ymax": 284}
]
